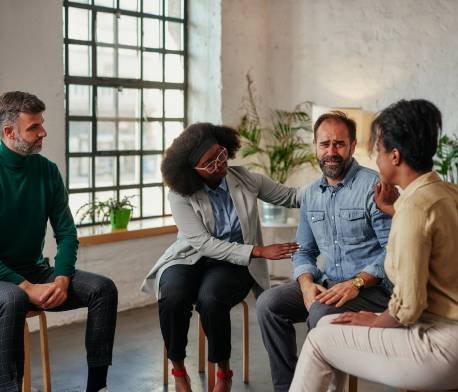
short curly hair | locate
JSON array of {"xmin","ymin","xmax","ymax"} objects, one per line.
[
  {"xmin": 161, "ymin": 123, "xmax": 241, "ymax": 196},
  {"xmin": 369, "ymin": 99, "xmax": 442, "ymax": 172}
]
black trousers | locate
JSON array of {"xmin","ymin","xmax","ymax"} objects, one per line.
[
  {"xmin": 158, "ymin": 258, "xmax": 254, "ymax": 363},
  {"xmin": 0, "ymin": 264, "xmax": 118, "ymax": 392}
]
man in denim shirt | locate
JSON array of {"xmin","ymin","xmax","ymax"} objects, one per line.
[{"xmin": 256, "ymin": 111, "xmax": 393, "ymax": 392}]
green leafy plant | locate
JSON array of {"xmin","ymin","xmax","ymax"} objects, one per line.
[
  {"xmin": 237, "ymin": 73, "xmax": 316, "ymax": 184},
  {"xmin": 76, "ymin": 195, "xmax": 135, "ymax": 225},
  {"xmin": 434, "ymin": 134, "xmax": 458, "ymax": 183}
]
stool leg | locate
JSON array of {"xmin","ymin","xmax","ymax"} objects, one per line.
[
  {"xmin": 198, "ymin": 313, "xmax": 205, "ymax": 373},
  {"xmin": 38, "ymin": 313, "xmax": 51, "ymax": 392},
  {"xmin": 242, "ymin": 300, "xmax": 249, "ymax": 384},
  {"xmin": 207, "ymin": 361, "xmax": 215, "ymax": 391},
  {"xmin": 163, "ymin": 346, "xmax": 168, "ymax": 385},
  {"xmin": 23, "ymin": 320, "xmax": 31, "ymax": 392},
  {"xmin": 348, "ymin": 375, "xmax": 358, "ymax": 392}
]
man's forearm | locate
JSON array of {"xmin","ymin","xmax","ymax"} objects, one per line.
[{"xmin": 297, "ymin": 273, "xmax": 314, "ymax": 291}]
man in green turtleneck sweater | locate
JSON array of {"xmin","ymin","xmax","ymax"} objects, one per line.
[{"xmin": 0, "ymin": 91, "xmax": 118, "ymax": 392}]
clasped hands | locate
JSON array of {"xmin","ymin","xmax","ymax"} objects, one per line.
[
  {"xmin": 302, "ymin": 280, "xmax": 360, "ymax": 310},
  {"xmin": 19, "ymin": 276, "xmax": 70, "ymax": 309}
]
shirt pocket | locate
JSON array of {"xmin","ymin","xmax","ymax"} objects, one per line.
[
  {"xmin": 307, "ymin": 210, "xmax": 327, "ymax": 245},
  {"xmin": 339, "ymin": 209, "xmax": 367, "ymax": 244}
]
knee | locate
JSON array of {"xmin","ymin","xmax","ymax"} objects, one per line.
[
  {"xmin": 0, "ymin": 285, "xmax": 29, "ymax": 315},
  {"xmin": 92, "ymin": 276, "xmax": 118, "ymax": 304},
  {"xmin": 196, "ymin": 295, "xmax": 224, "ymax": 315},
  {"xmin": 308, "ymin": 301, "xmax": 335, "ymax": 329},
  {"xmin": 256, "ymin": 288, "xmax": 282, "ymax": 322},
  {"xmin": 160, "ymin": 290, "xmax": 192, "ymax": 312}
]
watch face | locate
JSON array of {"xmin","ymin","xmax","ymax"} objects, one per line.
[{"xmin": 353, "ymin": 277, "xmax": 364, "ymax": 288}]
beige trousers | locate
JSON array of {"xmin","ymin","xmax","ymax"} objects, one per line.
[{"xmin": 290, "ymin": 313, "xmax": 458, "ymax": 392}]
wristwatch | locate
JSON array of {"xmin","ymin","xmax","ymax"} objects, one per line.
[{"xmin": 352, "ymin": 276, "xmax": 365, "ymax": 290}]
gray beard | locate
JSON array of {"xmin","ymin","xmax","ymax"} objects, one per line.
[
  {"xmin": 319, "ymin": 156, "xmax": 352, "ymax": 180},
  {"xmin": 12, "ymin": 137, "xmax": 42, "ymax": 155}
]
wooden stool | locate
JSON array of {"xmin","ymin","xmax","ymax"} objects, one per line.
[
  {"xmin": 23, "ymin": 311, "xmax": 51, "ymax": 392},
  {"xmin": 163, "ymin": 300, "xmax": 249, "ymax": 391}
]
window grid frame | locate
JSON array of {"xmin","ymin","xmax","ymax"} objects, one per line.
[{"xmin": 64, "ymin": 0, "xmax": 187, "ymax": 227}]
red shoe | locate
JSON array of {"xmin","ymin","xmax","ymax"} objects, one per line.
[
  {"xmin": 213, "ymin": 370, "xmax": 233, "ymax": 392},
  {"xmin": 216, "ymin": 369, "xmax": 233, "ymax": 380}
]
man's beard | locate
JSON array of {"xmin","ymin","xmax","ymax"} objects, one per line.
[
  {"xmin": 13, "ymin": 133, "xmax": 42, "ymax": 155},
  {"xmin": 318, "ymin": 155, "xmax": 352, "ymax": 180}
]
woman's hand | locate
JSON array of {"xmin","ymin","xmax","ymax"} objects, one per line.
[
  {"xmin": 331, "ymin": 311, "xmax": 379, "ymax": 326},
  {"xmin": 252, "ymin": 243, "xmax": 300, "ymax": 260},
  {"xmin": 374, "ymin": 182, "xmax": 399, "ymax": 217}
]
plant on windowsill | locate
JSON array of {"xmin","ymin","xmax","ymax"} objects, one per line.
[
  {"xmin": 237, "ymin": 73, "xmax": 316, "ymax": 223},
  {"xmin": 76, "ymin": 195, "xmax": 135, "ymax": 230},
  {"xmin": 434, "ymin": 134, "xmax": 458, "ymax": 184}
]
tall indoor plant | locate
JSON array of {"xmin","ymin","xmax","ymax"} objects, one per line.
[{"xmin": 237, "ymin": 74, "xmax": 316, "ymax": 223}]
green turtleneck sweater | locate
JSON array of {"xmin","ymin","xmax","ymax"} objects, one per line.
[{"xmin": 0, "ymin": 141, "xmax": 78, "ymax": 284}]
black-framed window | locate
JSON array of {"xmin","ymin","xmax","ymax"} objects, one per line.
[{"xmin": 63, "ymin": 0, "xmax": 187, "ymax": 226}]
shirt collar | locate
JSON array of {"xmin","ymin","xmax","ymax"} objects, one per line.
[
  {"xmin": 319, "ymin": 159, "xmax": 360, "ymax": 192},
  {"xmin": 0, "ymin": 140, "xmax": 29, "ymax": 168},
  {"xmin": 394, "ymin": 171, "xmax": 442, "ymax": 211},
  {"xmin": 204, "ymin": 177, "xmax": 228, "ymax": 194}
]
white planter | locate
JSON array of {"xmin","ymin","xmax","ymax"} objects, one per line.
[{"xmin": 260, "ymin": 201, "xmax": 288, "ymax": 224}]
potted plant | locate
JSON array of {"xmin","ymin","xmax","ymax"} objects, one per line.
[
  {"xmin": 237, "ymin": 73, "xmax": 316, "ymax": 223},
  {"xmin": 76, "ymin": 195, "xmax": 135, "ymax": 230},
  {"xmin": 434, "ymin": 134, "xmax": 458, "ymax": 183}
]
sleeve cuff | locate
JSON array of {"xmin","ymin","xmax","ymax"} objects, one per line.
[
  {"xmin": 54, "ymin": 264, "xmax": 75, "ymax": 278},
  {"xmin": 361, "ymin": 263, "xmax": 385, "ymax": 279},
  {"xmin": 293, "ymin": 263, "xmax": 320, "ymax": 281}
]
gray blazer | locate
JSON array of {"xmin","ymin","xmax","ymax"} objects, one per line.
[{"xmin": 141, "ymin": 166, "xmax": 303, "ymax": 299}]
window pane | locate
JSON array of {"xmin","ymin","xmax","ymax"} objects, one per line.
[
  {"xmin": 97, "ymin": 121, "xmax": 116, "ymax": 150},
  {"xmin": 142, "ymin": 187, "xmax": 162, "ymax": 216},
  {"xmin": 119, "ymin": 0, "xmax": 140, "ymax": 12},
  {"xmin": 144, "ymin": 89, "xmax": 162, "ymax": 117},
  {"xmin": 165, "ymin": 22, "xmax": 183, "ymax": 50},
  {"xmin": 95, "ymin": 0, "xmax": 115, "ymax": 6},
  {"xmin": 164, "ymin": 90, "xmax": 183, "ymax": 118},
  {"xmin": 118, "ymin": 49, "xmax": 140, "ymax": 79},
  {"xmin": 70, "ymin": 192, "xmax": 91, "ymax": 224},
  {"xmin": 95, "ymin": 156, "xmax": 117, "ymax": 187},
  {"xmin": 94, "ymin": 190, "xmax": 116, "ymax": 223},
  {"xmin": 97, "ymin": 87, "xmax": 116, "ymax": 117},
  {"xmin": 120, "ymin": 188, "xmax": 140, "ymax": 217},
  {"xmin": 164, "ymin": 186, "xmax": 171, "ymax": 214},
  {"xmin": 69, "ymin": 85, "xmax": 92, "ymax": 116},
  {"xmin": 120, "ymin": 156, "xmax": 140, "ymax": 185},
  {"xmin": 165, "ymin": 0, "xmax": 183, "ymax": 18},
  {"xmin": 143, "ymin": 52, "xmax": 162, "ymax": 82},
  {"xmin": 164, "ymin": 121, "xmax": 182, "ymax": 148},
  {"xmin": 143, "ymin": 121, "xmax": 162, "ymax": 150},
  {"xmin": 143, "ymin": 18, "xmax": 162, "ymax": 48},
  {"xmin": 118, "ymin": 15, "xmax": 140, "ymax": 46},
  {"xmin": 69, "ymin": 157, "xmax": 92, "ymax": 189},
  {"xmin": 97, "ymin": 46, "xmax": 116, "ymax": 77},
  {"xmin": 164, "ymin": 54, "xmax": 183, "ymax": 83},
  {"xmin": 118, "ymin": 121, "xmax": 140, "ymax": 150},
  {"xmin": 69, "ymin": 44, "xmax": 91, "ymax": 76},
  {"xmin": 119, "ymin": 89, "xmax": 141, "ymax": 117},
  {"xmin": 96, "ymin": 12, "xmax": 115, "ymax": 44},
  {"xmin": 69, "ymin": 121, "xmax": 92, "ymax": 153},
  {"xmin": 143, "ymin": 155, "xmax": 162, "ymax": 183},
  {"xmin": 71, "ymin": 0, "xmax": 90, "ymax": 3},
  {"xmin": 68, "ymin": 8, "xmax": 91, "ymax": 41},
  {"xmin": 144, "ymin": 0, "xmax": 162, "ymax": 14}
]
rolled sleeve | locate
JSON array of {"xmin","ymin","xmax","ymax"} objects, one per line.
[{"xmin": 293, "ymin": 193, "xmax": 321, "ymax": 281}]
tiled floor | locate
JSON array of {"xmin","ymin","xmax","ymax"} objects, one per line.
[{"xmin": 28, "ymin": 294, "xmax": 396, "ymax": 392}]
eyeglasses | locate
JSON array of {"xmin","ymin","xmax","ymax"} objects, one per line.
[{"xmin": 194, "ymin": 147, "xmax": 228, "ymax": 174}]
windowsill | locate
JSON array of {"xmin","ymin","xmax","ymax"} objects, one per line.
[{"xmin": 78, "ymin": 217, "xmax": 177, "ymax": 247}]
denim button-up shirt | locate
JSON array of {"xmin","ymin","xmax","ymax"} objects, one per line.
[
  {"xmin": 204, "ymin": 178, "xmax": 244, "ymax": 244},
  {"xmin": 292, "ymin": 159, "xmax": 392, "ymax": 285}
]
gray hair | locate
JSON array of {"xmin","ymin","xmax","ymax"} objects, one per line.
[{"xmin": 0, "ymin": 91, "xmax": 46, "ymax": 138}]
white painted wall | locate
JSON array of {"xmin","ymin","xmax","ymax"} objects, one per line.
[{"xmin": 267, "ymin": 0, "xmax": 458, "ymax": 136}]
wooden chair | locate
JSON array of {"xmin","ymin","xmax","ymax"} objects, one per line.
[
  {"xmin": 163, "ymin": 300, "xmax": 249, "ymax": 391},
  {"xmin": 22, "ymin": 311, "xmax": 51, "ymax": 392}
]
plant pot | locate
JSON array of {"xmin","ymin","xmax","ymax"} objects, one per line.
[
  {"xmin": 110, "ymin": 208, "xmax": 132, "ymax": 230},
  {"xmin": 260, "ymin": 201, "xmax": 288, "ymax": 224}
]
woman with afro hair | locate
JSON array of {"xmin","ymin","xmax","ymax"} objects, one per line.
[{"xmin": 141, "ymin": 123, "xmax": 303, "ymax": 392}]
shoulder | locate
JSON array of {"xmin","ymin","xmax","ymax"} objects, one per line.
[
  {"xmin": 31, "ymin": 154, "xmax": 61, "ymax": 176},
  {"xmin": 226, "ymin": 166, "xmax": 262, "ymax": 190},
  {"xmin": 354, "ymin": 165, "xmax": 380, "ymax": 184}
]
